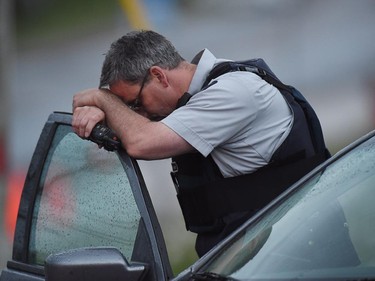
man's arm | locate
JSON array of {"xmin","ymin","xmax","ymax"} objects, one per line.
[{"xmin": 72, "ymin": 88, "xmax": 194, "ymax": 160}]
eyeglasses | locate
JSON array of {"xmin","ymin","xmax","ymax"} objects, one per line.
[{"xmin": 127, "ymin": 71, "xmax": 149, "ymax": 111}]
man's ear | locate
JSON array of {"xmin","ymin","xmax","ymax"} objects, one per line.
[{"xmin": 150, "ymin": 66, "xmax": 169, "ymax": 87}]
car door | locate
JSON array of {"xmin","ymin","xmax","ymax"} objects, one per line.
[{"xmin": 0, "ymin": 112, "xmax": 173, "ymax": 281}]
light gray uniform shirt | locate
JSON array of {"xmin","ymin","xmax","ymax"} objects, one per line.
[{"xmin": 161, "ymin": 49, "xmax": 293, "ymax": 178}]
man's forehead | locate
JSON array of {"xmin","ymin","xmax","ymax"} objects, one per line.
[
  {"xmin": 110, "ymin": 80, "xmax": 134, "ymax": 91},
  {"xmin": 110, "ymin": 80, "xmax": 138, "ymax": 99}
]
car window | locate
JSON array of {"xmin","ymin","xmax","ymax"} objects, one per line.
[
  {"xmin": 201, "ymin": 134, "xmax": 375, "ymax": 280},
  {"xmin": 27, "ymin": 125, "xmax": 141, "ymax": 266}
]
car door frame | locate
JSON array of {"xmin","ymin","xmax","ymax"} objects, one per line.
[{"xmin": 1, "ymin": 112, "xmax": 173, "ymax": 281}]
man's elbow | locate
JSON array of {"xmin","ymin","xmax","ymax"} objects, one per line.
[{"xmin": 123, "ymin": 143, "xmax": 154, "ymax": 160}]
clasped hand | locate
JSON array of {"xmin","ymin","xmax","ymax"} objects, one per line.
[{"xmin": 72, "ymin": 88, "xmax": 106, "ymax": 138}]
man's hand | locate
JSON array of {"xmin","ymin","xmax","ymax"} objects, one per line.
[
  {"xmin": 72, "ymin": 88, "xmax": 108, "ymax": 109},
  {"xmin": 72, "ymin": 106, "xmax": 105, "ymax": 138},
  {"xmin": 72, "ymin": 88, "xmax": 110, "ymax": 138}
]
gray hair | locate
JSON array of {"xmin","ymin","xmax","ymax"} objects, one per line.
[{"xmin": 99, "ymin": 30, "xmax": 184, "ymax": 88}]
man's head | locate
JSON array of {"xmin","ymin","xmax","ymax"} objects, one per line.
[
  {"xmin": 99, "ymin": 30, "xmax": 189, "ymax": 120},
  {"xmin": 100, "ymin": 30, "xmax": 184, "ymax": 87}
]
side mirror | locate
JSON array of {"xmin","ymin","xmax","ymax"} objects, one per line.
[{"xmin": 45, "ymin": 247, "xmax": 148, "ymax": 281}]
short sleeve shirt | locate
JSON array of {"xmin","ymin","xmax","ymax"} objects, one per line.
[{"xmin": 161, "ymin": 49, "xmax": 293, "ymax": 178}]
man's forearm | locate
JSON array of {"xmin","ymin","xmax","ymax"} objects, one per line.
[
  {"xmin": 72, "ymin": 88, "xmax": 194, "ymax": 159},
  {"xmin": 95, "ymin": 91, "xmax": 151, "ymax": 155},
  {"xmin": 94, "ymin": 91, "xmax": 194, "ymax": 160}
]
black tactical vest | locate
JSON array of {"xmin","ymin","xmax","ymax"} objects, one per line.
[{"xmin": 171, "ymin": 59, "xmax": 330, "ymax": 234}]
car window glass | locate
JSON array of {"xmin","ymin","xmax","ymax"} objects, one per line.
[
  {"xmin": 28, "ymin": 125, "xmax": 141, "ymax": 265},
  {"xmin": 204, "ymin": 136, "xmax": 375, "ymax": 279}
]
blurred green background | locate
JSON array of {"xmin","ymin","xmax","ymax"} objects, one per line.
[{"xmin": 1, "ymin": 0, "xmax": 375, "ymax": 276}]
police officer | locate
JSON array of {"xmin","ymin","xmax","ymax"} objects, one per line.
[{"xmin": 73, "ymin": 30, "xmax": 328, "ymax": 256}]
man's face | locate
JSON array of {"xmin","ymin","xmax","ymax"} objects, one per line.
[{"xmin": 109, "ymin": 77, "xmax": 176, "ymax": 121}]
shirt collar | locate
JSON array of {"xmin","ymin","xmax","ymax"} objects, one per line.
[{"xmin": 188, "ymin": 49, "xmax": 218, "ymax": 95}]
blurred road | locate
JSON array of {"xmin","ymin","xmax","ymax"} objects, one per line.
[{"xmin": 2, "ymin": 0, "xmax": 375, "ymax": 271}]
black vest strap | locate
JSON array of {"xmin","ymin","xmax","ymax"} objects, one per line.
[{"xmin": 176, "ymin": 92, "xmax": 192, "ymax": 109}]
